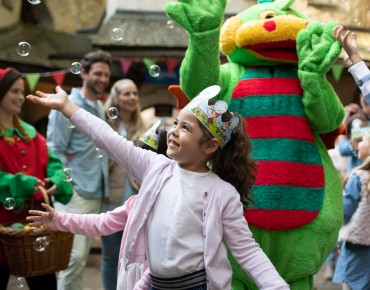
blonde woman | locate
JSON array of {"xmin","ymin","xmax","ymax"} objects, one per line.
[{"xmin": 102, "ymin": 79, "xmax": 147, "ymax": 290}]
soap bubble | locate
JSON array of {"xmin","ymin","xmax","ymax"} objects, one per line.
[
  {"xmin": 166, "ymin": 20, "xmax": 174, "ymax": 29},
  {"xmin": 27, "ymin": 0, "xmax": 41, "ymax": 4},
  {"xmin": 17, "ymin": 42, "xmax": 31, "ymax": 57},
  {"xmin": 149, "ymin": 65, "xmax": 161, "ymax": 78},
  {"xmin": 33, "ymin": 236, "xmax": 49, "ymax": 252},
  {"xmin": 95, "ymin": 148, "xmax": 103, "ymax": 159},
  {"xmin": 111, "ymin": 28, "xmax": 124, "ymax": 41},
  {"xmin": 16, "ymin": 277, "xmax": 25, "ymax": 288},
  {"xmin": 3, "ymin": 197, "xmax": 16, "ymax": 210},
  {"xmin": 63, "ymin": 168, "xmax": 73, "ymax": 182},
  {"xmin": 107, "ymin": 107, "xmax": 119, "ymax": 119},
  {"xmin": 70, "ymin": 62, "xmax": 82, "ymax": 74}
]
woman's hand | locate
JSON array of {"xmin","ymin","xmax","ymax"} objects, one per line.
[
  {"xmin": 27, "ymin": 86, "xmax": 80, "ymax": 119},
  {"xmin": 44, "ymin": 178, "xmax": 57, "ymax": 195},
  {"xmin": 34, "ymin": 179, "xmax": 45, "ymax": 194},
  {"xmin": 27, "ymin": 203, "xmax": 56, "ymax": 234}
]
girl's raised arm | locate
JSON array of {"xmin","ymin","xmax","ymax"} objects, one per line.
[{"xmin": 27, "ymin": 86, "xmax": 79, "ymax": 119}]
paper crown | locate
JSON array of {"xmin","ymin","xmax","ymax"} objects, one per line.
[
  {"xmin": 184, "ymin": 85, "xmax": 239, "ymax": 148},
  {"xmin": 139, "ymin": 118, "xmax": 169, "ymax": 150}
]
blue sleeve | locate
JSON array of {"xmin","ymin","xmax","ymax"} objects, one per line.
[
  {"xmin": 343, "ymin": 174, "xmax": 361, "ymax": 222},
  {"xmin": 46, "ymin": 109, "xmax": 72, "ymax": 165},
  {"xmin": 338, "ymin": 139, "xmax": 356, "ymax": 157}
]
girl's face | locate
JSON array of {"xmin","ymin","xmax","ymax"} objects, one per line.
[
  {"xmin": 358, "ymin": 133, "xmax": 370, "ymax": 160},
  {"xmin": 166, "ymin": 109, "xmax": 214, "ymax": 172},
  {"xmin": 0, "ymin": 78, "xmax": 25, "ymax": 117},
  {"xmin": 115, "ymin": 82, "xmax": 139, "ymax": 114}
]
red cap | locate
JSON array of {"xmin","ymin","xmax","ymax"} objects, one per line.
[{"xmin": 0, "ymin": 67, "xmax": 22, "ymax": 100}]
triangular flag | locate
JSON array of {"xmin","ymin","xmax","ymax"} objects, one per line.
[
  {"xmin": 166, "ymin": 58, "xmax": 179, "ymax": 75},
  {"xmin": 26, "ymin": 73, "xmax": 40, "ymax": 92},
  {"xmin": 52, "ymin": 71, "xmax": 65, "ymax": 87},
  {"xmin": 332, "ymin": 64, "xmax": 344, "ymax": 82},
  {"xmin": 143, "ymin": 58, "xmax": 155, "ymax": 71},
  {"xmin": 120, "ymin": 58, "xmax": 133, "ymax": 75}
]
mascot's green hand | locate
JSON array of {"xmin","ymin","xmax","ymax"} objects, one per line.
[
  {"xmin": 165, "ymin": 0, "xmax": 226, "ymax": 34},
  {"xmin": 297, "ymin": 21, "xmax": 341, "ymax": 74}
]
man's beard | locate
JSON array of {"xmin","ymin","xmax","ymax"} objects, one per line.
[{"xmin": 86, "ymin": 80, "xmax": 105, "ymax": 96}]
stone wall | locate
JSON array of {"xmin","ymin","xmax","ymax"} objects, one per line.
[
  {"xmin": 0, "ymin": 0, "xmax": 21, "ymax": 29},
  {"xmin": 44, "ymin": 0, "xmax": 106, "ymax": 33}
]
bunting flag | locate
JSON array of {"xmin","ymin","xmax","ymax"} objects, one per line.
[
  {"xmin": 331, "ymin": 64, "xmax": 344, "ymax": 82},
  {"xmin": 18, "ymin": 57, "xmax": 182, "ymax": 89},
  {"xmin": 120, "ymin": 58, "xmax": 133, "ymax": 75},
  {"xmin": 166, "ymin": 58, "xmax": 179, "ymax": 75},
  {"xmin": 52, "ymin": 71, "xmax": 66, "ymax": 86},
  {"xmin": 143, "ymin": 58, "xmax": 156, "ymax": 71},
  {"xmin": 26, "ymin": 73, "xmax": 40, "ymax": 91}
]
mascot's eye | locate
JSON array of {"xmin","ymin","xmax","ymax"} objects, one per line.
[{"xmin": 260, "ymin": 10, "xmax": 277, "ymax": 20}]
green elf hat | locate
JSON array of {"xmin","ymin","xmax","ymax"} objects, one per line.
[
  {"xmin": 139, "ymin": 118, "xmax": 168, "ymax": 150},
  {"xmin": 184, "ymin": 85, "xmax": 239, "ymax": 148}
]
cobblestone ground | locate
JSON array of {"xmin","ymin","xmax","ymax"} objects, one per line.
[{"xmin": 8, "ymin": 237, "xmax": 342, "ymax": 290}]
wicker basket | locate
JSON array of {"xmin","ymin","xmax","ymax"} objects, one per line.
[{"xmin": 0, "ymin": 187, "xmax": 74, "ymax": 277}]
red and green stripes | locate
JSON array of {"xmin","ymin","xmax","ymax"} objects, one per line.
[{"xmin": 230, "ymin": 66, "xmax": 324, "ymax": 230}]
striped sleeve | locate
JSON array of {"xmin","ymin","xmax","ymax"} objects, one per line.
[{"xmin": 348, "ymin": 61, "xmax": 370, "ymax": 104}]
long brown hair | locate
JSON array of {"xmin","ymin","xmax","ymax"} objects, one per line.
[
  {"xmin": 198, "ymin": 111, "xmax": 257, "ymax": 209},
  {"xmin": 0, "ymin": 115, "xmax": 32, "ymax": 145},
  {"xmin": 104, "ymin": 79, "xmax": 146, "ymax": 141}
]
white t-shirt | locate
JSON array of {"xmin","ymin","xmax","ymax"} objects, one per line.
[{"xmin": 147, "ymin": 164, "xmax": 217, "ymax": 278}]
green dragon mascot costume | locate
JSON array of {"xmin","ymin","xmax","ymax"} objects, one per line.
[{"xmin": 165, "ymin": 0, "xmax": 345, "ymax": 289}]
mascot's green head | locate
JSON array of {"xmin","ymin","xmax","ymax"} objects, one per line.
[{"xmin": 220, "ymin": 0, "xmax": 310, "ymax": 66}]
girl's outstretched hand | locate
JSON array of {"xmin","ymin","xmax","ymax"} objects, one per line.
[
  {"xmin": 27, "ymin": 86, "xmax": 79, "ymax": 119},
  {"xmin": 27, "ymin": 203, "xmax": 56, "ymax": 234},
  {"xmin": 27, "ymin": 86, "xmax": 68, "ymax": 110}
]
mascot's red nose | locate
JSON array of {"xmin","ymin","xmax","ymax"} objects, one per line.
[{"xmin": 263, "ymin": 20, "xmax": 276, "ymax": 31}]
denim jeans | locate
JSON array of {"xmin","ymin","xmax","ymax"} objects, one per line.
[{"xmin": 101, "ymin": 230, "xmax": 123, "ymax": 290}]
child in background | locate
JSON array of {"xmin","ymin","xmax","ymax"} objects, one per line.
[
  {"xmin": 332, "ymin": 130, "xmax": 370, "ymax": 290},
  {"xmin": 333, "ymin": 26, "xmax": 370, "ymax": 104},
  {"xmin": 28, "ymin": 119, "xmax": 169, "ymax": 290},
  {"xmin": 27, "ymin": 85, "xmax": 289, "ymax": 289}
]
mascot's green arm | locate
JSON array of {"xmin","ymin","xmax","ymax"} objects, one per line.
[
  {"xmin": 165, "ymin": 0, "xmax": 239, "ymax": 102},
  {"xmin": 297, "ymin": 21, "xmax": 344, "ymax": 133},
  {"xmin": 180, "ymin": 29, "xmax": 242, "ymax": 102}
]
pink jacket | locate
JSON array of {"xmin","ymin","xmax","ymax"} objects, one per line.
[
  {"xmin": 60, "ymin": 109, "xmax": 289, "ymax": 290},
  {"xmin": 52, "ymin": 195, "xmax": 151, "ymax": 289}
]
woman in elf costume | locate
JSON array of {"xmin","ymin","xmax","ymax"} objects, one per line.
[{"xmin": 0, "ymin": 67, "xmax": 72, "ymax": 290}]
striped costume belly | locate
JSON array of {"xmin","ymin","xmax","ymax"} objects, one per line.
[{"xmin": 229, "ymin": 66, "xmax": 324, "ymax": 230}]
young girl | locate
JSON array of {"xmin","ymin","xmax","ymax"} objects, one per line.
[
  {"xmin": 27, "ymin": 85, "xmax": 289, "ymax": 289},
  {"xmin": 0, "ymin": 68, "xmax": 73, "ymax": 290},
  {"xmin": 332, "ymin": 130, "xmax": 370, "ymax": 290},
  {"xmin": 28, "ymin": 119, "xmax": 169, "ymax": 290}
]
